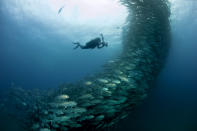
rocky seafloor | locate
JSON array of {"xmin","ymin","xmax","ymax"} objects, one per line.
[{"xmin": 0, "ymin": 0, "xmax": 171, "ymax": 130}]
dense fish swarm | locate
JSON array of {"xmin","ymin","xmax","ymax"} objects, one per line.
[{"xmin": 0, "ymin": 0, "xmax": 170, "ymax": 130}]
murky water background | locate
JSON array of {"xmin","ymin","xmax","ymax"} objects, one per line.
[{"xmin": 0, "ymin": 0, "xmax": 197, "ymax": 131}]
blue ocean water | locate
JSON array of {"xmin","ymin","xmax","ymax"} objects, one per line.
[
  {"xmin": 0, "ymin": 0, "xmax": 197, "ymax": 131},
  {"xmin": 0, "ymin": 0, "xmax": 124, "ymax": 90}
]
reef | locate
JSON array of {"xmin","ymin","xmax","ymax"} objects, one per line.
[{"xmin": 0, "ymin": 0, "xmax": 171, "ymax": 130}]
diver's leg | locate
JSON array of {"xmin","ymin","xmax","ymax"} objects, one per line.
[
  {"xmin": 73, "ymin": 45, "xmax": 79, "ymax": 50},
  {"xmin": 73, "ymin": 42, "xmax": 81, "ymax": 49},
  {"xmin": 73, "ymin": 45, "xmax": 79, "ymax": 49},
  {"xmin": 73, "ymin": 42, "xmax": 79, "ymax": 45},
  {"xmin": 81, "ymin": 45, "xmax": 86, "ymax": 49},
  {"xmin": 73, "ymin": 42, "xmax": 87, "ymax": 49}
]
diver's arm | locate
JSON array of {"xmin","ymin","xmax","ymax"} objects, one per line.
[
  {"xmin": 100, "ymin": 34, "xmax": 104, "ymax": 43},
  {"xmin": 97, "ymin": 43, "xmax": 104, "ymax": 49}
]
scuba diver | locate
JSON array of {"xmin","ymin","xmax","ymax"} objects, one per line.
[{"xmin": 73, "ymin": 34, "xmax": 108, "ymax": 49}]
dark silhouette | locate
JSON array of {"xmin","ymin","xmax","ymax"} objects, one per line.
[
  {"xmin": 73, "ymin": 34, "xmax": 108, "ymax": 49},
  {"xmin": 58, "ymin": 6, "xmax": 65, "ymax": 14}
]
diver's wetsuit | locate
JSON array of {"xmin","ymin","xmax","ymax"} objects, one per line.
[{"xmin": 73, "ymin": 34, "xmax": 107, "ymax": 49}]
